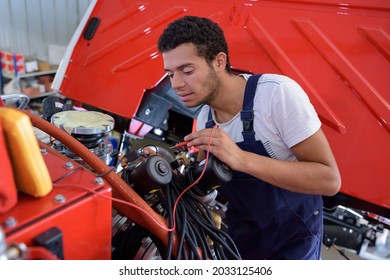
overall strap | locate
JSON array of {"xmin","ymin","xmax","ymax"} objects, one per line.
[
  {"xmin": 205, "ymin": 109, "xmax": 215, "ymax": 128},
  {"xmin": 241, "ymin": 74, "xmax": 262, "ymax": 142},
  {"xmin": 206, "ymin": 74, "xmax": 263, "ymax": 135}
]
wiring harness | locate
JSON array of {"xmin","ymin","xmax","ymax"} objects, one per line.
[
  {"xmin": 163, "ymin": 173, "xmax": 240, "ymax": 260},
  {"xmin": 117, "ymin": 146, "xmax": 241, "ymax": 260}
]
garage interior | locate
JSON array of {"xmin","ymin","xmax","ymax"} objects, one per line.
[{"xmin": 0, "ymin": 0, "xmax": 389, "ymax": 261}]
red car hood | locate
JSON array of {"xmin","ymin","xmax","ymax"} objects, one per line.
[{"xmin": 53, "ymin": 0, "xmax": 390, "ymax": 215}]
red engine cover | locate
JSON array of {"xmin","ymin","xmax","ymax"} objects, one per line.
[
  {"xmin": 0, "ymin": 121, "xmax": 17, "ymax": 214},
  {"xmin": 0, "ymin": 145, "xmax": 112, "ymax": 260}
]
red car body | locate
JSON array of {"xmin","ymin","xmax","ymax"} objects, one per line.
[{"xmin": 54, "ymin": 0, "xmax": 390, "ymax": 214}]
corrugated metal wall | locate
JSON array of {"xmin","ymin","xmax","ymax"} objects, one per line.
[{"xmin": 0, "ymin": 0, "xmax": 91, "ymax": 61}]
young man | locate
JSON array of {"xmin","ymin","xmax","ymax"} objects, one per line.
[{"xmin": 157, "ymin": 16, "xmax": 341, "ymax": 259}]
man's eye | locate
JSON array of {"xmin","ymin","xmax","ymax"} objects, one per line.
[
  {"xmin": 183, "ymin": 70, "xmax": 193, "ymax": 75},
  {"xmin": 167, "ymin": 73, "xmax": 174, "ymax": 78}
]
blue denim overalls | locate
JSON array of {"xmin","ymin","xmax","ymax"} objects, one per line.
[{"xmin": 206, "ymin": 75, "xmax": 323, "ymax": 259}]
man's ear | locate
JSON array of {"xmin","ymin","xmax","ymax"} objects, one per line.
[{"xmin": 214, "ymin": 52, "xmax": 227, "ymax": 72}]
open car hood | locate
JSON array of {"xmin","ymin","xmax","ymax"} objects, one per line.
[{"xmin": 52, "ymin": 0, "xmax": 390, "ymax": 215}]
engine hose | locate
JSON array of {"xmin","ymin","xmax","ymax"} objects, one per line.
[{"xmin": 23, "ymin": 109, "xmax": 175, "ymax": 252}]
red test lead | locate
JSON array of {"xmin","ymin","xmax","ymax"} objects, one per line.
[{"xmin": 170, "ymin": 141, "xmax": 188, "ymax": 149}]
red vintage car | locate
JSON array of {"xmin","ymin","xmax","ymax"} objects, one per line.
[{"xmin": 1, "ymin": 0, "xmax": 389, "ymax": 260}]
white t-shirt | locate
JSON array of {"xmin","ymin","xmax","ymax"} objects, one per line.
[{"xmin": 196, "ymin": 74, "xmax": 321, "ymax": 161}]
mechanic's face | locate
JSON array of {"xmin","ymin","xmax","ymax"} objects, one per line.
[{"xmin": 162, "ymin": 43, "xmax": 221, "ymax": 108}]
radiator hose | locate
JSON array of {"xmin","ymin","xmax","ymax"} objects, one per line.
[{"xmin": 23, "ymin": 109, "xmax": 174, "ymax": 251}]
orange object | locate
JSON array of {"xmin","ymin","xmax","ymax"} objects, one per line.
[{"xmin": 0, "ymin": 107, "xmax": 52, "ymax": 197}]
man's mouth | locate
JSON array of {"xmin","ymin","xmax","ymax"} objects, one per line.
[{"xmin": 178, "ymin": 92, "xmax": 192, "ymax": 102}]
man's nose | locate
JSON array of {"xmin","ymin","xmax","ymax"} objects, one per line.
[{"xmin": 171, "ymin": 75, "xmax": 185, "ymax": 91}]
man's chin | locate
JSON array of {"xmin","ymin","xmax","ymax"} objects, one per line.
[
  {"xmin": 182, "ymin": 100, "xmax": 200, "ymax": 108},
  {"xmin": 187, "ymin": 102, "xmax": 205, "ymax": 109}
]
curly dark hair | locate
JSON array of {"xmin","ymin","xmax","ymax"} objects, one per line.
[{"xmin": 157, "ymin": 15, "xmax": 231, "ymax": 72}]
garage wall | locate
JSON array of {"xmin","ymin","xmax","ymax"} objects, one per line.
[{"xmin": 0, "ymin": 0, "xmax": 92, "ymax": 61}]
